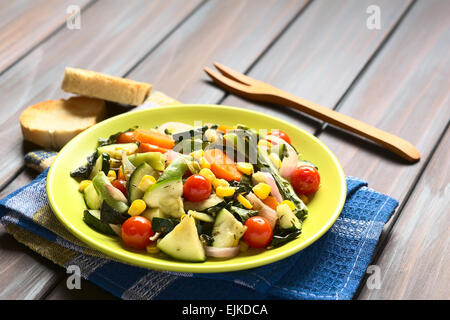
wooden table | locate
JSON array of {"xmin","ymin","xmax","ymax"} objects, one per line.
[{"xmin": 0, "ymin": 0, "xmax": 448, "ymax": 300}]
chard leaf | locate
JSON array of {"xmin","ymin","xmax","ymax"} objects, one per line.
[
  {"xmin": 98, "ymin": 126, "xmax": 138, "ymax": 147},
  {"xmin": 100, "ymin": 201, "xmax": 130, "ymax": 225}
]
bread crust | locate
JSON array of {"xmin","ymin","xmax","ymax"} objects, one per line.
[
  {"xmin": 20, "ymin": 96, "xmax": 106, "ymax": 150},
  {"xmin": 61, "ymin": 67, "xmax": 151, "ymax": 106}
]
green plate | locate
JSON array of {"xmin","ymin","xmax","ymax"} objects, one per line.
[{"xmin": 47, "ymin": 104, "xmax": 346, "ymax": 273}]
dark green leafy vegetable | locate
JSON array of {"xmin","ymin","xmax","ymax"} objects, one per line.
[
  {"xmin": 97, "ymin": 126, "xmax": 138, "ymax": 147},
  {"xmin": 268, "ymin": 229, "xmax": 301, "ymax": 249},
  {"xmin": 199, "ymin": 234, "xmax": 214, "ymax": 246},
  {"xmin": 234, "ymin": 174, "xmax": 253, "ymax": 194},
  {"xmin": 100, "ymin": 201, "xmax": 130, "ymax": 225},
  {"xmin": 227, "ymin": 205, "xmax": 258, "ymax": 223},
  {"xmin": 257, "ymin": 147, "xmax": 308, "ymax": 220},
  {"xmin": 70, "ymin": 151, "xmax": 98, "ymax": 179},
  {"xmin": 151, "ymin": 217, "xmax": 180, "ymax": 236},
  {"xmin": 173, "ymin": 139, "xmax": 208, "ymax": 154},
  {"xmin": 172, "ymin": 125, "xmax": 209, "ymax": 143},
  {"xmin": 203, "ymin": 201, "xmax": 227, "ymax": 216}
]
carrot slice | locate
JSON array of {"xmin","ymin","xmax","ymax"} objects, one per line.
[
  {"xmin": 133, "ymin": 129, "xmax": 175, "ymax": 149},
  {"xmin": 204, "ymin": 149, "xmax": 242, "ymax": 181},
  {"xmin": 118, "ymin": 167, "xmax": 126, "ymax": 181},
  {"xmin": 262, "ymin": 196, "xmax": 279, "ymax": 211},
  {"xmin": 217, "ymin": 124, "xmax": 233, "ymax": 133},
  {"xmin": 138, "ymin": 142, "xmax": 169, "ymax": 154},
  {"xmin": 210, "ymin": 163, "xmax": 242, "ymax": 182}
]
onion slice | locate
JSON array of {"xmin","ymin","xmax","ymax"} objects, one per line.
[
  {"xmin": 105, "ymin": 184, "xmax": 128, "ymax": 203},
  {"xmin": 165, "ymin": 149, "xmax": 182, "ymax": 162},
  {"xmin": 245, "ymin": 192, "xmax": 278, "ymax": 229},
  {"xmin": 157, "ymin": 122, "xmax": 194, "ymax": 135},
  {"xmin": 267, "ymin": 135, "xmax": 298, "ymax": 179},
  {"xmin": 204, "ymin": 246, "xmax": 240, "ymax": 258},
  {"xmin": 262, "ymin": 172, "xmax": 283, "ymax": 203},
  {"xmin": 108, "ymin": 224, "xmax": 122, "ymax": 236}
]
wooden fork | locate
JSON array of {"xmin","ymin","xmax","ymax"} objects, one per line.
[{"xmin": 204, "ymin": 62, "xmax": 421, "ymax": 163}]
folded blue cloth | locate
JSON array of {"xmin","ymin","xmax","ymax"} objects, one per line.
[{"xmin": 0, "ymin": 154, "xmax": 398, "ymax": 300}]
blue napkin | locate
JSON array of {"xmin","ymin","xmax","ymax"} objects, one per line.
[{"xmin": 0, "ymin": 152, "xmax": 398, "ymax": 300}]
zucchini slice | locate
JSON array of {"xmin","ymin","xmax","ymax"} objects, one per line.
[
  {"xmin": 89, "ymin": 152, "xmax": 110, "ymax": 180},
  {"xmin": 128, "ymin": 162, "xmax": 156, "ymax": 202},
  {"xmin": 83, "ymin": 209, "xmax": 116, "ymax": 236}
]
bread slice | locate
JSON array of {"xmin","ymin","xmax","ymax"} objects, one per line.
[
  {"xmin": 20, "ymin": 96, "xmax": 106, "ymax": 150},
  {"xmin": 61, "ymin": 67, "xmax": 152, "ymax": 106}
]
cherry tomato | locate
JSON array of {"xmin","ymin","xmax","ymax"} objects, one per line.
[
  {"xmin": 112, "ymin": 179, "xmax": 127, "ymax": 197},
  {"xmin": 116, "ymin": 131, "xmax": 137, "ymax": 144},
  {"xmin": 267, "ymin": 130, "xmax": 291, "ymax": 144},
  {"xmin": 243, "ymin": 216, "xmax": 273, "ymax": 248},
  {"xmin": 183, "ymin": 174, "xmax": 211, "ymax": 202},
  {"xmin": 121, "ymin": 216, "xmax": 154, "ymax": 250},
  {"xmin": 182, "ymin": 169, "xmax": 193, "ymax": 179},
  {"xmin": 291, "ymin": 165, "xmax": 320, "ymax": 195}
]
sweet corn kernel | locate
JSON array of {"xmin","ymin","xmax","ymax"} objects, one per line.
[
  {"xmin": 138, "ymin": 175, "xmax": 156, "ymax": 192},
  {"xmin": 236, "ymin": 162, "xmax": 254, "ymax": 175},
  {"xmin": 78, "ymin": 180, "xmax": 92, "ymax": 192},
  {"xmin": 128, "ymin": 199, "xmax": 146, "ymax": 216},
  {"xmin": 252, "ymin": 171, "xmax": 267, "ymax": 185},
  {"xmin": 146, "ymin": 243, "xmax": 160, "ymax": 254},
  {"xmin": 212, "ymin": 178, "xmax": 229, "ymax": 189},
  {"xmin": 199, "ymin": 168, "xmax": 215, "ymax": 182},
  {"xmin": 190, "ymin": 149, "xmax": 204, "ymax": 160},
  {"xmin": 269, "ymin": 153, "xmax": 282, "ymax": 169},
  {"xmin": 300, "ymin": 194, "xmax": 309, "ymax": 204},
  {"xmin": 200, "ymin": 157, "xmax": 211, "ymax": 169},
  {"xmin": 239, "ymin": 241, "xmax": 249, "ymax": 252},
  {"xmin": 237, "ymin": 194, "xmax": 253, "ymax": 209},
  {"xmin": 281, "ymin": 200, "xmax": 296, "ymax": 211},
  {"xmin": 216, "ymin": 186, "xmax": 236, "ymax": 198},
  {"xmin": 257, "ymin": 139, "xmax": 272, "ymax": 148},
  {"xmin": 253, "ymin": 183, "xmax": 271, "ymax": 200},
  {"xmin": 107, "ymin": 170, "xmax": 117, "ymax": 180}
]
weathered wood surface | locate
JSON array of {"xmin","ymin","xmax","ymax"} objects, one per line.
[
  {"xmin": 0, "ymin": 0, "xmax": 92, "ymax": 73},
  {"xmin": 314, "ymin": 0, "xmax": 450, "ymax": 299},
  {"xmin": 0, "ymin": 0, "xmax": 448, "ymax": 300},
  {"xmin": 0, "ymin": 0, "xmax": 204, "ymax": 300},
  {"xmin": 0, "ymin": 0, "xmax": 204, "ymax": 189},
  {"xmin": 223, "ymin": 0, "xmax": 413, "ymax": 133},
  {"xmin": 359, "ymin": 128, "xmax": 449, "ymax": 299}
]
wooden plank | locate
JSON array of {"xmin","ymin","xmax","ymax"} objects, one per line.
[
  {"xmin": 0, "ymin": 0, "xmax": 91, "ymax": 73},
  {"xmin": 359, "ymin": 129, "xmax": 449, "ymax": 299},
  {"xmin": 0, "ymin": 0, "xmax": 204, "ymax": 300},
  {"xmin": 0, "ymin": 225, "xmax": 62, "ymax": 299},
  {"xmin": 308, "ymin": 0, "xmax": 450, "ymax": 298},
  {"xmin": 222, "ymin": 0, "xmax": 413, "ymax": 133},
  {"xmin": 45, "ymin": 278, "xmax": 117, "ymax": 300},
  {"xmin": 0, "ymin": 0, "xmax": 203, "ymax": 189},
  {"xmin": 318, "ymin": 0, "xmax": 450, "ymax": 205},
  {"xmin": 128, "ymin": 0, "xmax": 311, "ymax": 103},
  {"xmin": 44, "ymin": 0, "xmax": 312, "ymax": 300}
]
